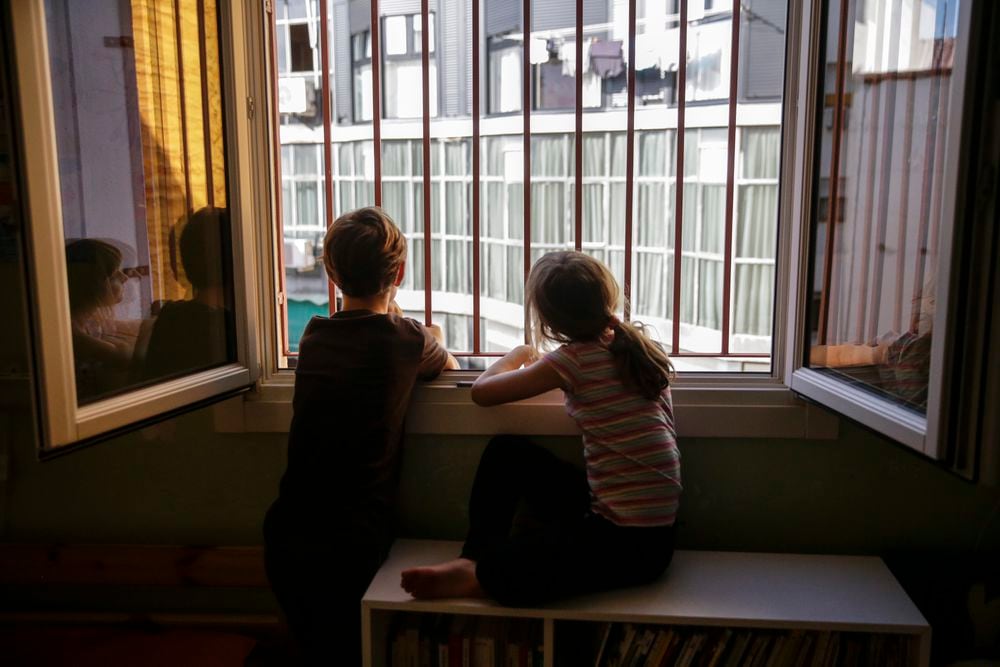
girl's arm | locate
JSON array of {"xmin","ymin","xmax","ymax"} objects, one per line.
[{"xmin": 471, "ymin": 345, "xmax": 566, "ymax": 406}]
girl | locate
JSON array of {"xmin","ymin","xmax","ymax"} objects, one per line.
[
  {"xmin": 65, "ymin": 239, "xmax": 138, "ymax": 401},
  {"xmin": 401, "ymin": 251, "xmax": 680, "ymax": 606}
]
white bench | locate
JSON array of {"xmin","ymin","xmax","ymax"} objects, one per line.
[{"xmin": 362, "ymin": 539, "xmax": 930, "ymax": 666}]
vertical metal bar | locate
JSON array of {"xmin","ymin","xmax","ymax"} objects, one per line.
[
  {"xmin": 912, "ymin": 76, "xmax": 940, "ymax": 331},
  {"xmin": 574, "ymin": 0, "xmax": 583, "ymax": 251},
  {"xmin": 672, "ymin": 0, "xmax": 687, "ymax": 356},
  {"xmin": 817, "ymin": 0, "xmax": 852, "ymax": 346},
  {"xmin": 522, "ymin": 0, "xmax": 532, "ymax": 339},
  {"xmin": 623, "ymin": 0, "xmax": 636, "ymax": 321},
  {"xmin": 472, "ymin": 0, "xmax": 482, "ymax": 353},
  {"xmin": 197, "ymin": 0, "xmax": 213, "ymax": 206},
  {"xmin": 267, "ymin": 4, "xmax": 292, "ymax": 355},
  {"xmin": 893, "ymin": 76, "xmax": 915, "ymax": 333},
  {"xmin": 422, "ymin": 0, "xmax": 432, "ymax": 326},
  {"xmin": 854, "ymin": 83, "xmax": 880, "ymax": 342},
  {"xmin": 927, "ymin": 75, "xmax": 950, "ymax": 262},
  {"xmin": 721, "ymin": 0, "xmax": 741, "ymax": 354},
  {"xmin": 371, "ymin": 0, "xmax": 383, "ymax": 205},
  {"xmin": 173, "ymin": 0, "xmax": 192, "ymax": 214},
  {"xmin": 319, "ymin": 0, "xmax": 337, "ymax": 313},
  {"xmin": 867, "ymin": 15, "xmax": 902, "ymax": 343}
]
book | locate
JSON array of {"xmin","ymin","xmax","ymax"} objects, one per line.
[
  {"xmin": 721, "ymin": 631, "xmax": 753, "ymax": 667},
  {"xmin": 641, "ymin": 628, "xmax": 673, "ymax": 667},
  {"xmin": 603, "ymin": 623, "xmax": 637, "ymax": 667},
  {"xmin": 702, "ymin": 628, "xmax": 734, "ymax": 667},
  {"xmin": 592, "ymin": 622, "xmax": 614, "ymax": 666},
  {"xmin": 429, "ymin": 615, "xmax": 451, "ymax": 667},
  {"xmin": 472, "ymin": 616, "xmax": 506, "ymax": 667},
  {"xmin": 738, "ymin": 634, "xmax": 769, "ymax": 667},
  {"xmin": 809, "ymin": 631, "xmax": 831, "ymax": 666},
  {"xmin": 447, "ymin": 615, "xmax": 473, "ymax": 667},
  {"xmin": 791, "ymin": 632, "xmax": 814, "ymax": 666},
  {"xmin": 675, "ymin": 631, "xmax": 707, "ymax": 667},
  {"xmin": 762, "ymin": 634, "xmax": 787, "ymax": 667},
  {"xmin": 626, "ymin": 627, "xmax": 658, "ymax": 667},
  {"xmin": 596, "ymin": 623, "xmax": 624, "ymax": 667},
  {"xmin": 503, "ymin": 619, "xmax": 529, "ymax": 667}
]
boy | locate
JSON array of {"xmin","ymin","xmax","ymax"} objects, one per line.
[{"xmin": 263, "ymin": 207, "xmax": 458, "ymax": 665}]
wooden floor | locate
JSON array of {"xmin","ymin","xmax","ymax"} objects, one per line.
[{"xmin": 0, "ymin": 625, "xmax": 262, "ymax": 667}]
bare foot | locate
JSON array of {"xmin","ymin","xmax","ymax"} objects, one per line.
[{"xmin": 400, "ymin": 558, "xmax": 486, "ymax": 599}]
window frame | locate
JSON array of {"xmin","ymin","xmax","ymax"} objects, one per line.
[
  {"xmin": 12, "ymin": 0, "xmax": 266, "ymax": 453},
  {"xmin": 785, "ymin": 0, "xmax": 977, "ymax": 459},
  {"xmin": 230, "ymin": 0, "xmax": 846, "ymax": 441}
]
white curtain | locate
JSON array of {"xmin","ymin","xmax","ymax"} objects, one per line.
[
  {"xmin": 382, "ymin": 181, "xmax": 409, "ymax": 232},
  {"xmin": 446, "ymin": 240, "xmax": 469, "ymax": 293},
  {"xmin": 733, "ymin": 184, "xmax": 778, "ymax": 336},
  {"xmin": 636, "ymin": 252, "xmax": 666, "ymax": 318}
]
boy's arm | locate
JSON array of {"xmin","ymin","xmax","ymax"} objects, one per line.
[
  {"xmin": 426, "ymin": 323, "xmax": 460, "ymax": 370},
  {"xmin": 809, "ymin": 342, "xmax": 888, "ymax": 367},
  {"xmin": 416, "ymin": 323, "xmax": 459, "ymax": 378},
  {"xmin": 470, "ymin": 345, "xmax": 565, "ymax": 406}
]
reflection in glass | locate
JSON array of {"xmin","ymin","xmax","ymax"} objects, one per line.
[
  {"xmin": 45, "ymin": 0, "xmax": 234, "ymax": 404},
  {"xmin": 807, "ymin": 0, "xmax": 960, "ymax": 413}
]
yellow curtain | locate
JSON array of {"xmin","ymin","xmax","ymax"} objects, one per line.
[{"xmin": 130, "ymin": 0, "xmax": 226, "ymax": 302}]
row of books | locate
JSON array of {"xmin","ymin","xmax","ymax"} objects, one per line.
[
  {"xmin": 387, "ymin": 613, "xmax": 544, "ymax": 667},
  {"xmin": 585, "ymin": 623, "xmax": 913, "ymax": 667}
]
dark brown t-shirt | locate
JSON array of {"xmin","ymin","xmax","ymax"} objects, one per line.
[{"xmin": 265, "ymin": 310, "xmax": 449, "ymax": 545}]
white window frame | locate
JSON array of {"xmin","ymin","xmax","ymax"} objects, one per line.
[
  {"xmin": 784, "ymin": 0, "xmax": 976, "ymax": 460},
  {"xmin": 12, "ymin": 0, "xmax": 266, "ymax": 452}
]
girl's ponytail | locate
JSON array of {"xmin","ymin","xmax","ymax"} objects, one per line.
[
  {"xmin": 526, "ymin": 251, "xmax": 675, "ymax": 399},
  {"xmin": 608, "ymin": 317, "xmax": 674, "ymax": 400}
]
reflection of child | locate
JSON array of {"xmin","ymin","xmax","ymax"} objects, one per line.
[
  {"xmin": 65, "ymin": 239, "xmax": 136, "ymax": 401},
  {"xmin": 141, "ymin": 207, "xmax": 233, "ymax": 380},
  {"xmin": 402, "ymin": 251, "xmax": 680, "ymax": 606},
  {"xmin": 810, "ymin": 288, "xmax": 934, "ymax": 410},
  {"xmin": 263, "ymin": 207, "xmax": 457, "ymax": 665}
]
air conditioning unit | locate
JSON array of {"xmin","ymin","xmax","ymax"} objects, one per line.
[
  {"xmin": 284, "ymin": 238, "xmax": 316, "ymax": 272},
  {"xmin": 278, "ymin": 77, "xmax": 308, "ymax": 115}
]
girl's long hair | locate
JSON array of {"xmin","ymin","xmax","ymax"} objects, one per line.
[
  {"xmin": 526, "ymin": 251, "xmax": 674, "ymax": 399},
  {"xmin": 65, "ymin": 239, "xmax": 123, "ymax": 315}
]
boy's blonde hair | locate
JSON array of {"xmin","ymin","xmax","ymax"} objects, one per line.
[
  {"xmin": 526, "ymin": 251, "xmax": 674, "ymax": 399},
  {"xmin": 323, "ymin": 206, "xmax": 407, "ymax": 297}
]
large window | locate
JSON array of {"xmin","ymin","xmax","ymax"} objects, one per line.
[
  {"xmin": 272, "ymin": 0, "xmax": 787, "ymax": 372},
  {"xmin": 13, "ymin": 0, "xmax": 998, "ymax": 463}
]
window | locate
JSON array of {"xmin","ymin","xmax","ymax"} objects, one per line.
[
  {"xmin": 383, "ymin": 14, "xmax": 437, "ymax": 119},
  {"xmin": 352, "ymin": 14, "xmax": 437, "ymax": 122},
  {"xmin": 785, "ymin": 0, "xmax": 1000, "ymax": 466},
  {"xmin": 14, "ymin": 0, "xmax": 997, "ymax": 462},
  {"xmin": 272, "ymin": 0, "xmax": 786, "ymax": 373},
  {"xmin": 12, "ymin": 0, "xmax": 260, "ymax": 452},
  {"xmin": 352, "ymin": 30, "xmax": 373, "ymax": 122}
]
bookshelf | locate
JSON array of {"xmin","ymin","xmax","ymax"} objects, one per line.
[{"xmin": 362, "ymin": 540, "xmax": 930, "ymax": 666}]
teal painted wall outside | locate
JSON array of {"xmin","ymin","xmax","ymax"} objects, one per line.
[{"xmin": 286, "ymin": 299, "xmax": 328, "ymax": 353}]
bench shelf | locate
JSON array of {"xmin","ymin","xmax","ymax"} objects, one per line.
[{"xmin": 362, "ymin": 540, "xmax": 930, "ymax": 666}]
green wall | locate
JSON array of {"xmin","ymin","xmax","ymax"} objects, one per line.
[{"xmin": 5, "ymin": 400, "xmax": 999, "ymax": 555}]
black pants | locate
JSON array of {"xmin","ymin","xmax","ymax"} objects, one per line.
[
  {"xmin": 461, "ymin": 435, "xmax": 675, "ymax": 607},
  {"xmin": 263, "ymin": 520, "xmax": 392, "ymax": 666}
]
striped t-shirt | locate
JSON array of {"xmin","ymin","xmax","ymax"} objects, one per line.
[{"xmin": 542, "ymin": 341, "xmax": 681, "ymax": 527}]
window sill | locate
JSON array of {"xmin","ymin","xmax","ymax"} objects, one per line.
[{"xmin": 213, "ymin": 372, "xmax": 839, "ymax": 440}]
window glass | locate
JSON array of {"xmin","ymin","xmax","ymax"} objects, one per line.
[
  {"xmin": 805, "ymin": 0, "xmax": 962, "ymax": 414},
  {"xmin": 384, "ymin": 15, "xmax": 408, "ymax": 56},
  {"xmin": 289, "ymin": 23, "xmax": 315, "ymax": 72},
  {"xmin": 45, "ymin": 0, "xmax": 234, "ymax": 404}
]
